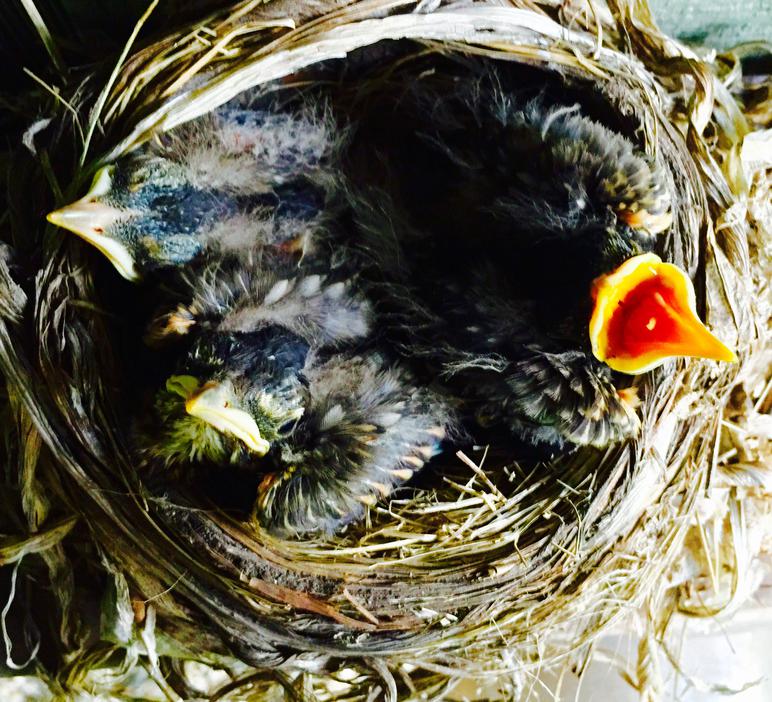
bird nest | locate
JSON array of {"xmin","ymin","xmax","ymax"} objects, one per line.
[{"xmin": 1, "ymin": 0, "xmax": 768, "ymax": 699}]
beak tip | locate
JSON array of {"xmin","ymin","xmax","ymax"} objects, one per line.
[
  {"xmin": 697, "ymin": 331, "xmax": 738, "ymax": 366},
  {"xmin": 122, "ymin": 269, "xmax": 142, "ymax": 283},
  {"xmin": 722, "ymin": 348, "xmax": 739, "ymax": 364}
]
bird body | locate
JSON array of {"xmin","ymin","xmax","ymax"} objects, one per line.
[
  {"xmin": 424, "ymin": 96, "xmax": 673, "ymax": 247},
  {"xmin": 136, "ymin": 241, "xmax": 463, "ymax": 534},
  {"xmin": 346, "ymin": 68, "xmax": 732, "ymax": 450},
  {"xmin": 361, "ymin": 237, "xmax": 643, "ymax": 450},
  {"xmin": 48, "ymin": 99, "xmax": 340, "ymax": 279},
  {"xmin": 142, "ymin": 255, "xmax": 374, "ymax": 468},
  {"xmin": 141, "ymin": 256, "xmax": 454, "ymax": 535},
  {"xmin": 173, "ymin": 105, "xmax": 335, "ymax": 191}
]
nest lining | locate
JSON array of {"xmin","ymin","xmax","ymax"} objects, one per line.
[{"xmin": 0, "ymin": 0, "xmax": 767, "ymax": 699}]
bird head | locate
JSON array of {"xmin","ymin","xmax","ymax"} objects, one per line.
[
  {"xmin": 47, "ymin": 160, "xmax": 219, "ymax": 281},
  {"xmin": 147, "ymin": 329, "xmax": 310, "ymax": 467},
  {"xmin": 590, "ymin": 253, "xmax": 737, "ymax": 374}
]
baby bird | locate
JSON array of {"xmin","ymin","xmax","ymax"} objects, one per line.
[
  {"xmin": 254, "ymin": 353, "xmax": 452, "ymax": 535},
  {"xmin": 47, "ymin": 100, "xmax": 339, "ymax": 280},
  {"xmin": 357, "ymin": 228, "xmax": 651, "ymax": 449},
  {"xmin": 141, "ymin": 258, "xmax": 453, "ymax": 535},
  {"xmin": 348, "ymin": 74, "xmax": 735, "ymax": 450},
  {"xmin": 142, "ymin": 255, "xmax": 374, "ymax": 467}
]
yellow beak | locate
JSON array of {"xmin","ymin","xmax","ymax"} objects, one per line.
[
  {"xmin": 590, "ymin": 253, "xmax": 737, "ymax": 374},
  {"xmin": 184, "ymin": 382, "xmax": 270, "ymax": 456},
  {"xmin": 46, "ymin": 167, "xmax": 140, "ymax": 282}
]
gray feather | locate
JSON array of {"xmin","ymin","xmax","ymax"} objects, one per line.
[{"xmin": 254, "ymin": 354, "xmax": 455, "ymax": 535}]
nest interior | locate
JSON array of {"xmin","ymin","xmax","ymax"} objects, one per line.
[{"xmin": 0, "ymin": 1, "xmax": 767, "ymax": 699}]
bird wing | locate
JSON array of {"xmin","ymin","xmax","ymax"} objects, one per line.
[
  {"xmin": 475, "ymin": 348, "xmax": 641, "ymax": 450},
  {"xmin": 147, "ymin": 255, "xmax": 373, "ymax": 349},
  {"xmin": 254, "ymin": 355, "xmax": 453, "ymax": 535}
]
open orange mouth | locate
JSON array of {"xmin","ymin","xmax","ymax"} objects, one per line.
[{"xmin": 590, "ymin": 253, "xmax": 737, "ymax": 374}]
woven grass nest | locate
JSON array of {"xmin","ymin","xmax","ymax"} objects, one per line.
[{"xmin": 1, "ymin": 0, "xmax": 769, "ymax": 699}]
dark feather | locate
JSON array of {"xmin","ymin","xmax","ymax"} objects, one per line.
[{"xmin": 254, "ymin": 354, "xmax": 454, "ymax": 535}]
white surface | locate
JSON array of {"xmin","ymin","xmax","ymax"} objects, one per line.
[{"xmin": 535, "ymin": 607, "xmax": 772, "ymax": 701}]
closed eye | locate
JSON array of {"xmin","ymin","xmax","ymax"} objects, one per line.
[{"xmin": 277, "ymin": 418, "xmax": 300, "ymax": 436}]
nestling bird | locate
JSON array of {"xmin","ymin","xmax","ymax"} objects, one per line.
[
  {"xmin": 415, "ymin": 94, "xmax": 674, "ymax": 248},
  {"xmin": 140, "ymin": 258, "xmax": 453, "ymax": 535},
  {"xmin": 138, "ymin": 248, "xmax": 455, "ymax": 534},
  {"xmin": 254, "ymin": 352, "xmax": 452, "ymax": 535},
  {"xmin": 141, "ymin": 255, "xmax": 374, "ymax": 467},
  {"xmin": 346, "ymin": 70, "xmax": 736, "ymax": 450},
  {"xmin": 47, "ymin": 99, "xmax": 340, "ymax": 280}
]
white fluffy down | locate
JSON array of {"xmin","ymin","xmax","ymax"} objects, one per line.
[
  {"xmin": 152, "ymin": 100, "xmax": 339, "ymax": 193},
  {"xmin": 189, "ymin": 260, "xmax": 374, "ymax": 349}
]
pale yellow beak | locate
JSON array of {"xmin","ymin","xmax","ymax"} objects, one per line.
[
  {"xmin": 46, "ymin": 167, "xmax": 140, "ymax": 282},
  {"xmin": 185, "ymin": 382, "xmax": 270, "ymax": 456}
]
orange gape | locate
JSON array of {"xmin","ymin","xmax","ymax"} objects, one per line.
[
  {"xmin": 606, "ymin": 276, "xmax": 693, "ymax": 359},
  {"xmin": 590, "ymin": 254, "xmax": 736, "ymax": 375}
]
